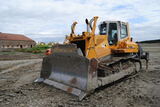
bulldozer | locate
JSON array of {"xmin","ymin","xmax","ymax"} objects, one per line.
[{"xmin": 35, "ymin": 16, "xmax": 149, "ymax": 100}]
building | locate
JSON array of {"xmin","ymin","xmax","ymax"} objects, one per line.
[{"xmin": 0, "ymin": 32, "xmax": 36, "ymax": 48}]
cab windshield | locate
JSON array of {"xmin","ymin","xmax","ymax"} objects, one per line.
[{"xmin": 99, "ymin": 23, "xmax": 107, "ymax": 35}]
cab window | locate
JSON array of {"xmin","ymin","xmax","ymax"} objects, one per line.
[
  {"xmin": 99, "ymin": 23, "xmax": 107, "ymax": 35},
  {"xmin": 120, "ymin": 24, "xmax": 128, "ymax": 39},
  {"xmin": 108, "ymin": 23, "xmax": 118, "ymax": 45}
]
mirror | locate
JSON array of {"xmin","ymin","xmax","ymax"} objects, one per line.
[{"xmin": 85, "ymin": 19, "xmax": 89, "ymax": 25}]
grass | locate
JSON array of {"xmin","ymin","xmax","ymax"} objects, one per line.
[
  {"xmin": 17, "ymin": 44, "xmax": 51, "ymax": 53},
  {"xmin": 0, "ymin": 51, "xmax": 16, "ymax": 55}
]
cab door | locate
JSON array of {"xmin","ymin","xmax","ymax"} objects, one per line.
[{"xmin": 108, "ymin": 22, "xmax": 120, "ymax": 45}]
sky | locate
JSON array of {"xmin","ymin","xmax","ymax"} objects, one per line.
[{"xmin": 0, "ymin": 0, "xmax": 160, "ymax": 43}]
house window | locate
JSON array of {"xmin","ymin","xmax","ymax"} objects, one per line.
[{"xmin": 20, "ymin": 45, "xmax": 23, "ymax": 48}]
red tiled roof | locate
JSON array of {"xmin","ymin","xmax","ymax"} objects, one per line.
[{"xmin": 0, "ymin": 33, "xmax": 34, "ymax": 41}]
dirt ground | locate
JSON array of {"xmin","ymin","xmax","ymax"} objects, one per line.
[
  {"xmin": 0, "ymin": 43, "xmax": 160, "ymax": 107},
  {"xmin": 0, "ymin": 52, "xmax": 43, "ymax": 60}
]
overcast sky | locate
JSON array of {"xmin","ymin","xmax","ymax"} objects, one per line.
[{"xmin": 0, "ymin": 0, "xmax": 160, "ymax": 42}]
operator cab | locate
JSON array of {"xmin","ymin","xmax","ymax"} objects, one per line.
[{"xmin": 99, "ymin": 21, "xmax": 129, "ymax": 45}]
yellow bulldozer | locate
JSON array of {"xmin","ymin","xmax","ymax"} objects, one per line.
[{"xmin": 35, "ymin": 16, "xmax": 149, "ymax": 100}]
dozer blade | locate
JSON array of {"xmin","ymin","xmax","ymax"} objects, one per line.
[{"xmin": 37, "ymin": 44, "xmax": 98, "ymax": 100}]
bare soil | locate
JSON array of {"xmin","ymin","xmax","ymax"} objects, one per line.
[
  {"xmin": 0, "ymin": 52, "xmax": 43, "ymax": 60},
  {"xmin": 0, "ymin": 43, "xmax": 160, "ymax": 107}
]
